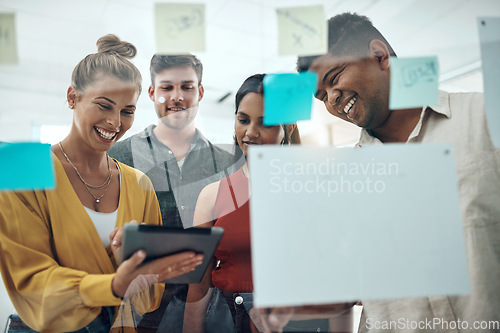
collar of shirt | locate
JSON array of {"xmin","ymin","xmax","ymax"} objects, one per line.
[
  {"xmin": 140, "ymin": 124, "xmax": 210, "ymax": 150},
  {"xmin": 357, "ymin": 90, "xmax": 451, "ymax": 147},
  {"xmin": 177, "ymin": 130, "xmax": 206, "ymax": 170}
]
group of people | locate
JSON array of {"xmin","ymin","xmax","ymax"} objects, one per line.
[{"xmin": 0, "ymin": 11, "xmax": 498, "ymax": 333}]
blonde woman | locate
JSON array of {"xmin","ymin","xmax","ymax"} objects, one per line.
[{"xmin": 0, "ymin": 34, "xmax": 203, "ymax": 333}]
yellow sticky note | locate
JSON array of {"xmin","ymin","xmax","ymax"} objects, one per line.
[
  {"xmin": 276, "ymin": 5, "xmax": 327, "ymax": 56},
  {"xmin": 154, "ymin": 3, "xmax": 205, "ymax": 54},
  {"xmin": 0, "ymin": 13, "xmax": 18, "ymax": 64}
]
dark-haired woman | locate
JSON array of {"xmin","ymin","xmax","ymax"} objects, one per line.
[{"xmin": 184, "ymin": 74, "xmax": 353, "ymax": 333}]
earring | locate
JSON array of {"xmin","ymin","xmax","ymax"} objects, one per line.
[
  {"xmin": 280, "ymin": 136, "xmax": 291, "ymax": 145},
  {"xmin": 233, "ymin": 133, "xmax": 238, "ymax": 144}
]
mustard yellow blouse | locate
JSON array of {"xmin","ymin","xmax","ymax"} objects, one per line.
[{"xmin": 0, "ymin": 155, "xmax": 163, "ymax": 332}]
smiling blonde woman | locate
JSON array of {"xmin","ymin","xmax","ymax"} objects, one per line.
[{"xmin": 0, "ymin": 34, "xmax": 203, "ymax": 333}]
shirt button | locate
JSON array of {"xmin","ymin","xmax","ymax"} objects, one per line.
[
  {"xmin": 168, "ymin": 150, "xmax": 173, "ymax": 154},
  {"xmin": 181, "ymin": 206, "xmax": 185, "ymax": 210},
  {"xmin": 235, "ymin": 296, "xmax": 243, "ymax": 305}
]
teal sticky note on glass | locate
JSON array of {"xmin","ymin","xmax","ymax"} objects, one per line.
[
  {"xmin": 0, "ymin": 142, "xmax": 55, "ymax": 191},
  {"xmin": 389, "ymin": 56, "xmax": 439, "ymax": 109},
  {"xmin": 263, "ymin": 72, "xmax": 317, "ymax": 125}
]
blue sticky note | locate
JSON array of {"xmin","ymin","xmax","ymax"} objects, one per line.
[
  {"xmin": 478, "ymin": 17, "xmax": 500, "ymax": 148},
  {"xmin": 389, "ymin": 56, "xmax": 439, "ymax": 109},
  {"xmin": 0, "ymin": 142, "xmax": 55, "ymax": 191},
  {"xmin": 263, "ymin": 72, "xmax": 317, "ymax": 125}
]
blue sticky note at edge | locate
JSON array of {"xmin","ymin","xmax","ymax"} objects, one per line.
[
  {"xmin": 0, "ymin": 142, "xmax": 55, "ymax": 191},
  {"xmin": 478, "ymin": 17, "xmax": 500, "ymax": 148}
]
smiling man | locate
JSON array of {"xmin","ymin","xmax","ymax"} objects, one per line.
[
  {"xmin": 108, "ymin": 54, "xmax": 243, "ymax": 331},
  {"xmin": 109, "ymin": 54, "xmax": 242, "ymax": 229},
  {"xmin": 298, "ymin": 12, "xmax": 500, "ymax": 333}
]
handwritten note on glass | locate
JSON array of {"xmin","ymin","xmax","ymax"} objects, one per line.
[
  {"xmin": 276, "ymin": 5, "xmax": 327, "ymax": 56},
  {"xmin": 0, "ymin": 143, "xmax": 55, "ymax": 191},
  {"xmin": 389, "ymin": 56, "xmax": 439, "ymax": 109},
  {"xmin": 478, "ymin": 17, "xmax": 500, "ymax": 148},
  {"xmin": 154, "ymin": 3, "xmax": 205, "ymax": 54},
  {"xmin": 263, "ymin": 72, "xmax": 317, "ymax": 125},
  {"xmin": 0, "ymin": 13, "xmax": 18, "ymax": 64}
]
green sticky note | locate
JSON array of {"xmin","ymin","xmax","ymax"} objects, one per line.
[
  {"xmin": 276, "ymin": 5, "xmax": 327, "ymax": 56},
  {"xmin": 0, "ymin": 143, "xmax": 55, "ymax": 191},
  {"xmin": 389, "ymin": 56, "xmax": 439, "ymax": 109},
  {"xmin": 155, "ymin": 3, "xmax": 205, "ymax": 54},
  {"xmin": 263, "ymin": 72, "xmax": 317, "ymax": 125},
  {"xmin": 0, "ymin": 13, "xmax": 18, "ymax": 64}
]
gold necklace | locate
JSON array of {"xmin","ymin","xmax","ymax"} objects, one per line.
[
  {"xmin": 58, "ymin": 142, "xmax": 112, "ymax": 204},
  {"xmin": 58, "ymin": 142, "xmax": 112, "ymax": 189}
]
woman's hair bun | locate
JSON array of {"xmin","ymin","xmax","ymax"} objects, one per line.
[{"xmin": 96, "ymin": 34, "xmax": 137, "ymax": 59}]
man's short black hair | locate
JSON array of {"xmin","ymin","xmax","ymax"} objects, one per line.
[{"xmin": 297, "ymin": 12, "xmax": 397, "ymax": 72}]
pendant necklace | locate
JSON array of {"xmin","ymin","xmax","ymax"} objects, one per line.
[{"xmin": 58, "ymin": 142, "xmax": 112, "ymax": 203}]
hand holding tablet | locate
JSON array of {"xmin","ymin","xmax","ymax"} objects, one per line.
[{"xmin": 120, "ymin": 224, "xmax": 224, "ymax": 284}]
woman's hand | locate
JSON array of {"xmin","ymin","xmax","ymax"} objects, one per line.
[
  {"xmin": 109, "ymin": 226, "xmax": 124, "ymax": 264},
  {"xmin": 258, "ymin": 302, "xmax": 356, "ymax": 333},
  {"xmin": 112, "ymin": 250, "xmax": 204, "ymax": 298},
  {"xmin": 259, "ymin": 307, "xmax": 295, "ymax": 333},
  {"xmin": 110, "ymin": 220, "xmax": 143, "ymax": 265}
]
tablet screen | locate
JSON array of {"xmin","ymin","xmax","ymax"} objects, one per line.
[{"xmin": 121, "ymin": 224, "xmax": 224, "ymax": 284}]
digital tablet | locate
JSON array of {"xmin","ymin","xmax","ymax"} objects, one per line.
[{"xmin": 120, "ymin": 224, "xmax": 224, "ymax": 284}]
